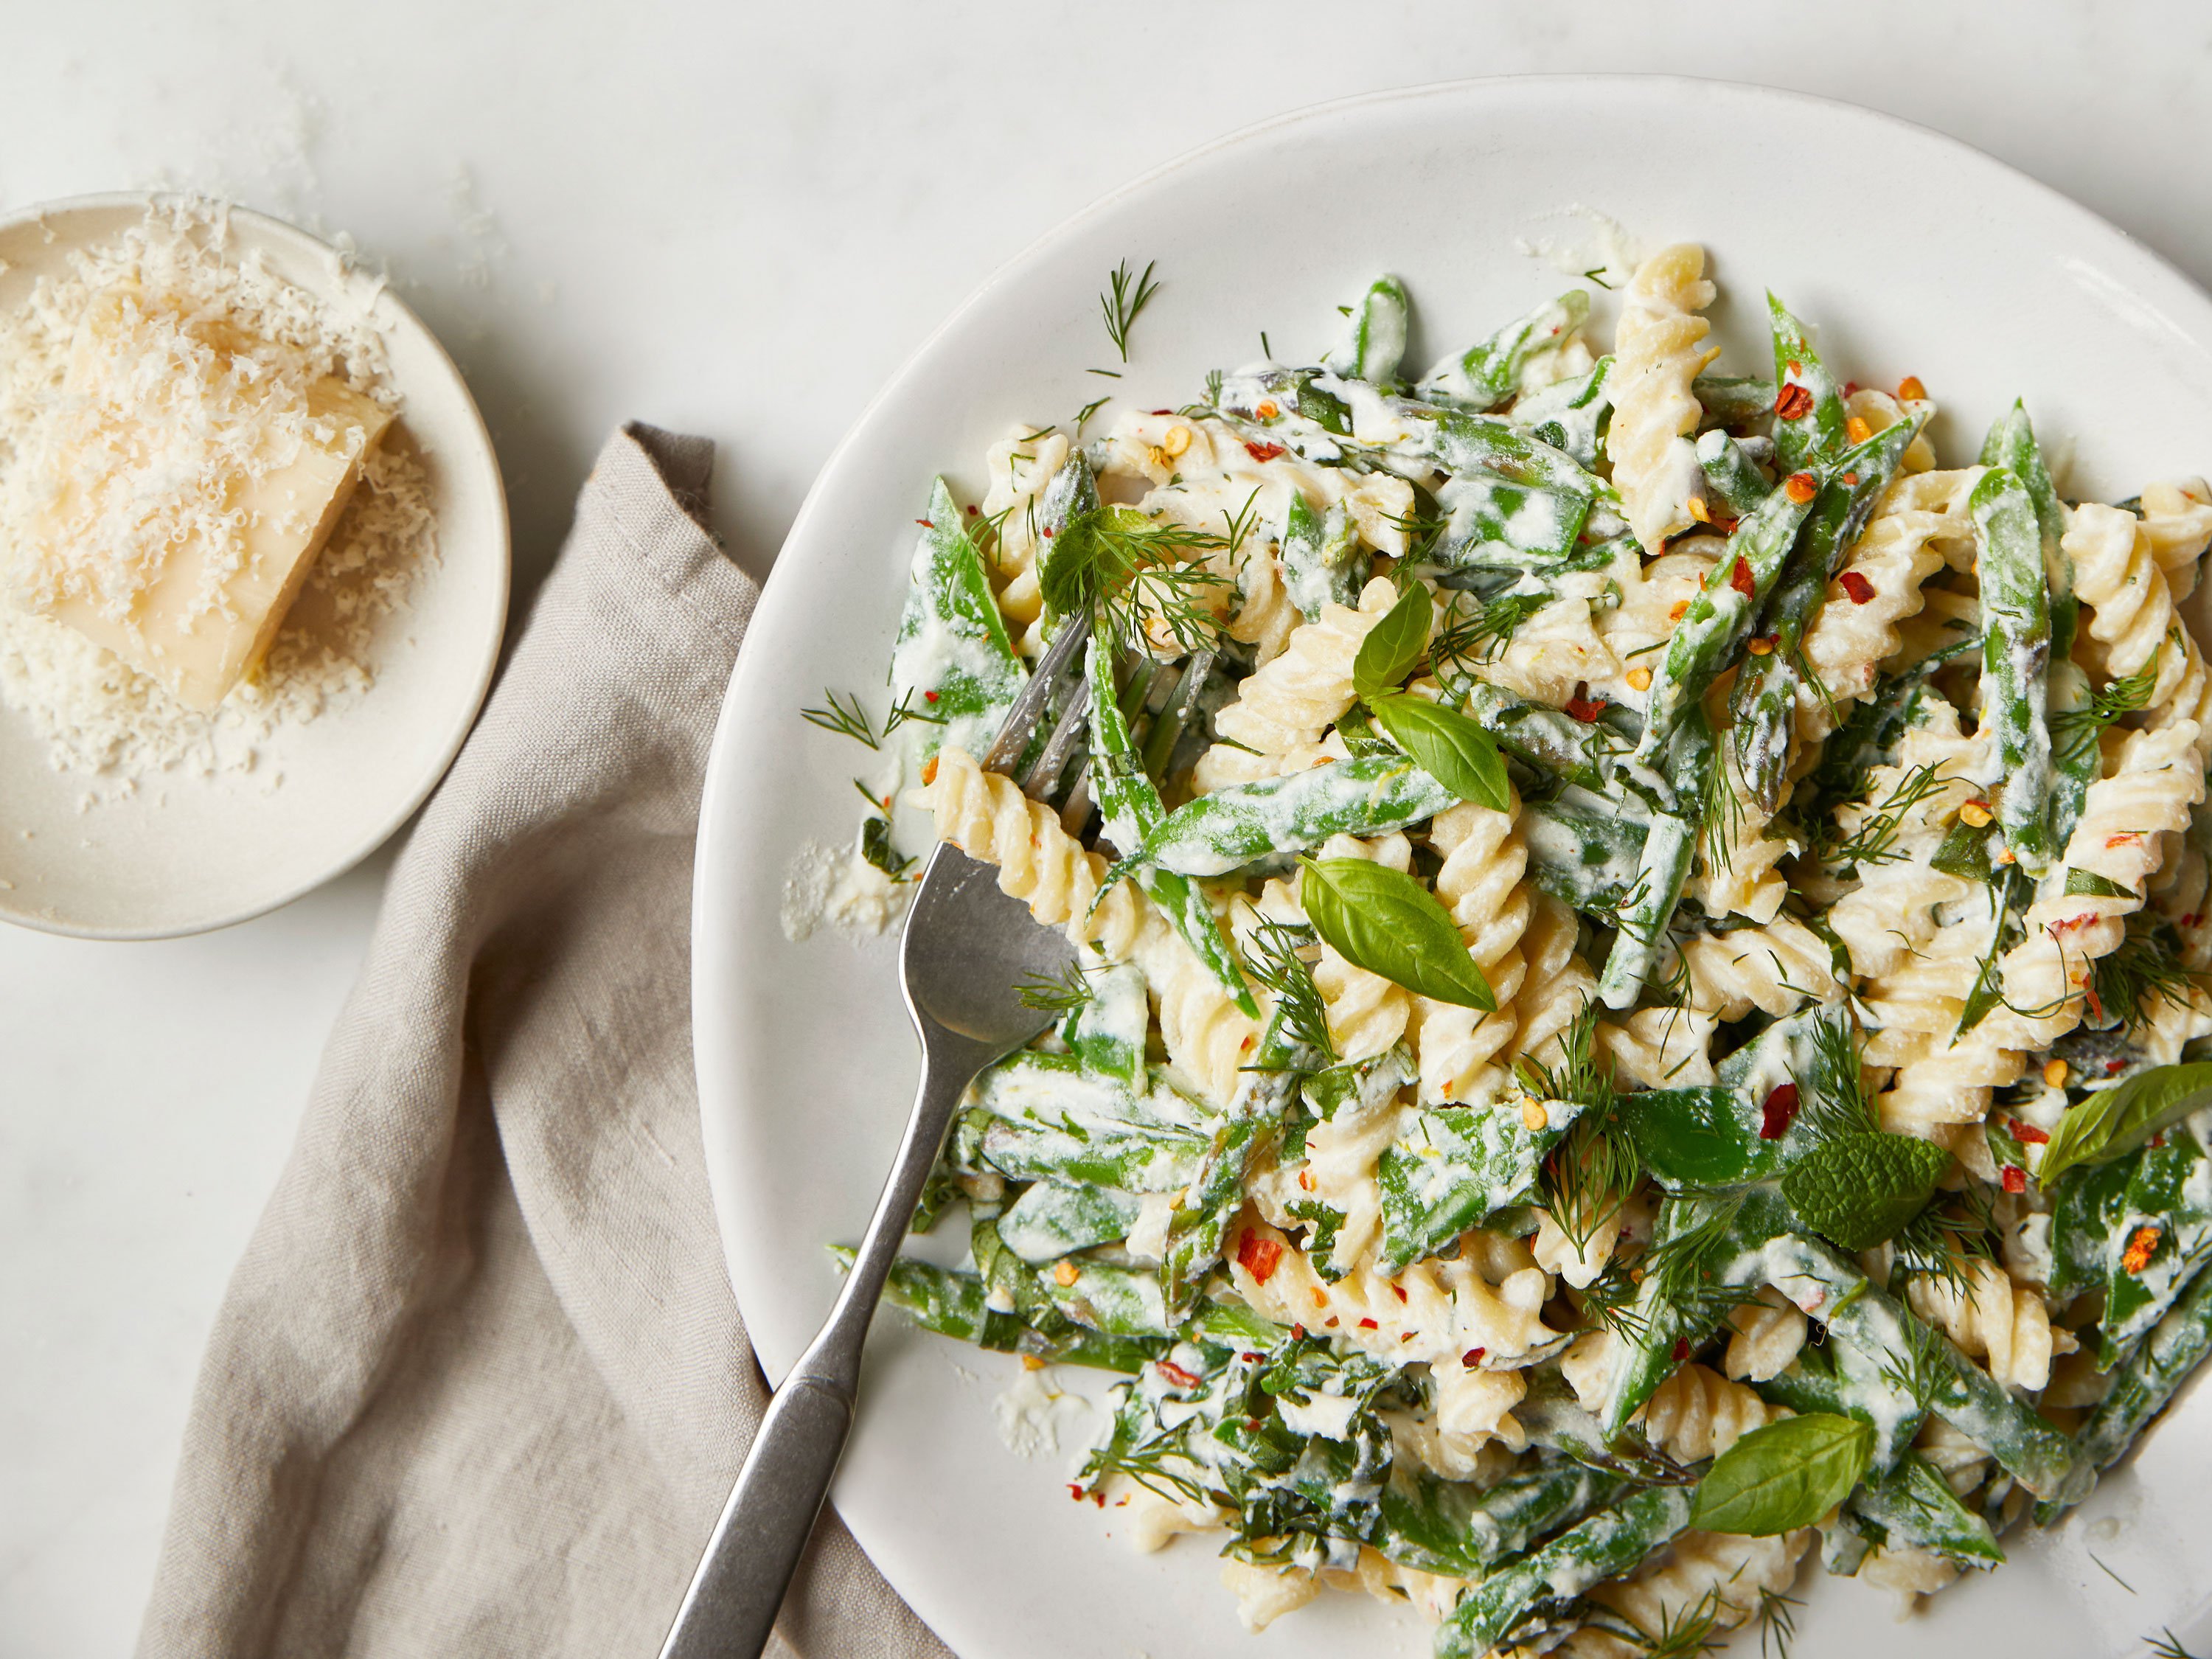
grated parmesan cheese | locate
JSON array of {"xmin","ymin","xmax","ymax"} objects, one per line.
[{"xmin": 0, "ymin": 201, "xmax": 435, "ymax": 784}]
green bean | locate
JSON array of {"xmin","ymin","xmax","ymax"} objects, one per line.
[
  {"xmin": 2069, "ymin": 1252, "xmax": 2212, "ymax": 1484},
  {"xmin": 1767, "ymin": 293, "xmax": 1848, "ymax": 470},
  {"xmin": 1633, "ymin": 486, "xmax": 1816, "ymax": 765},
  {"xmin": 2096, "ymin": 1124, "xmax": 2212, "ymax": 1367},
  {"xmin": 867, "ymin": 1253, "xmax": 1165, "ymax": 1372},
  {"xmin": 1424, "ymin": 290, "xmax": 1592, "ymax": 413},
  {"xmin": 998, "ymin": 1180, "xmax": 1145, "ymax": 1263},
  {"xmin": 2047, "ymin": 1153, "xmax": 2138, "ymax": 1300},
  {"xmin": 1757, "ymin": 1231, "xmax": 2087, "ymax": 1502},
  {"xmin": 1728, "ymin": 417, "xmax": 1927, "ymax": 810},
  {"xmin": 1971, "ymin": 466, "xmax": 2055, "ymax": 872},
  {"xmin": 1433, "ymin": 1484, "xmax": 1697, "ymax": 1659},
  {"xmin": 1755, "ymin": 1339, "xmax": 1928, "ymax": 1470},
  {"xmin": 1278, "ymin": 493, "xmax": 1363, "ymax": 619},
  {"xmin": 1849, "ymin": 1453, "xmax": 2005, "ymax": 1566},
  {"xmin": 1127, "ymin": 753, "xmax": 1455, "ymax": 879},
  {"xmin": 1694, "ymin": 374, "xmax": 1775, "ymax": 434},
  {"xmin": 1511, "ymin": 355, "xmax": 1613, "ymax": 470},
  {"xmin": 1087, "ymin": 633, "xmax": 1256, "ymax": 1014},
  {"xmin": 1518, "ymin": 787, "xmax": 1649, "ymax": 917},
  {"xmin": 1980, "ymin": 401, "xmax": 2073, "ymax": 653},
  {"xmin": 1600, "ymin": 711, "xmax": 1714, "ymax": 1010},
  {"xmin": 1324, "ymin": 274, "xmax": 1411, "ymax": 385},
  {"xmin": 1430, "ymin": 473, "xmax": 1596, "ymax": 570},
  {"xmin": 889, "ymin": 476, "xmax": 1030, "ymax": 760},
  {"xmin": 1374, "ymin": 1095, "xmax": 1583, "ymax": 1274},
  {"xmin": 1446, "ymin": 684, "xmax": 1616, "ymax": 791},
  {"xmin": 1376, "ymin": 1461, "xmax": 1623, "ymax": 1580},
  {"xmin": 1061, "ymin": 962, "xmax": 1147, "ymax": 1089},
  {"xmin": 1694, "ymin": 429, "xmax": 1770, "ymax": 518}
]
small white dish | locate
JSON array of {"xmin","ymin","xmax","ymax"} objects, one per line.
[
  {"xmin": 0, "ymin": 194, "xmax": 509, "ymax": 939},
  {"xmin": 695, "ymin": 79, "xmax": 2212, "ymax": 1659}
]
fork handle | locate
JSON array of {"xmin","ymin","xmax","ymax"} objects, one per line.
[{"xmin": 658, "ymin": 1043, "xmax": 981, "ymax": 1659}]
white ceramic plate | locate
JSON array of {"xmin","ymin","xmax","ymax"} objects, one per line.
[
  {"xmin": 0, "ymin": 195, "xmax": 508, "ymax": 939},
  {"xmin": 695, "ymin": 78, "xmax": 2212, "ymax": 1658}
]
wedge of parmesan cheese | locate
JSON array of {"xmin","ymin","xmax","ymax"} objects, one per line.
[{"xmin": 17, "ymin": 285, "xmax": 394, "ymax": 712}]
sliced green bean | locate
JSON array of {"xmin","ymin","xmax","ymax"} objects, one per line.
[
  {"xmin": 1279, "ymin": 493, "xmax": 1363, "ymax": 619},
  {"xmin": 1695, "ymin": 429, "xmax": 1771, "ymax": 518},
  {"xmin": 1972, "ymin": 466, "xmax": 2054, "ymax": 872},
  {"xmin": 1377, "ymin": 1460, "xmax": 1622, "ymax": 1579},
  {"xmin": 1767, "ymin": 293, "xmax": 1849, "ymax": 471},
  {"xmin": 1511, "ymin": 355, "xmax": 1613, "ymax": 470},
  {"xmin": 1324, "ymin": 274, "xmax": 1411, "ymax": 385},
  {"xmin": 1433, "ymin": 1484, "xmax": 1697, "ymax": 1659},
  {"xmin": 1129, "ymin": 754, "xmax": 1455, "ymax": 879},
  {"xmin": 1694, "ymin": 374, "xmax": 1775, "ymax": 434},
  {"xmin": 1601, "ymin": 711, "xmax": 1714, "ymax": 1009},
  {"xmin": 2070, "ymin": 1253, "xmax": 2212, "ymax": 1484},
  {"xmin": 1980, "ymin": 400, "xmax": 2073, "ymax": 653},
  {"xmin": 998, "ymin": 1180, "xmax": 1145, "ymax": 1263},
  {"xmin": 1756, "ymin": 1339, "xmax": 1928, "ymax": 1470},
  {"xmin": 1087, "ymin": 633, "xmax": 1256, "ymax": 1014},
  {"xmin": 1849, "ymin": 1453, "xmax": 2005, "ymax": 1566},
  {"xmin": 890, "ymin": 476, "xmax": 1029, "ymax": 759},
  {"xmin": 1424, "ymin": 290, "xmax": 1592, "ymax": 413},
  {"xmin": 2097, "ymin": 1124, "xmax": 2212, "ymax": 1366},
  {"xmin": 1374, "ymin": 1095, "xmax": 1584, "ymax": 1274}
]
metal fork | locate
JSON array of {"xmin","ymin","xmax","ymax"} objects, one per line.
[{"xmin": 659, "ymin": 622, "xmax": 1093, "ymax": 1659}]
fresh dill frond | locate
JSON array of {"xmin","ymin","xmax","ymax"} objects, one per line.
[
  {"xmin": 1380, "ymin": 502, "xmax": 1447, "ymax": 567},
  {"xmin": 1430, "ymin": 591, "xmax": 1549, "ymax": 678},
  {"xmin": 1817, "ymin": 762, "xmax": 1947, "ymax": 870},
  {"xmin": 1221, "ymin": 485, "xmax": 1266, "ymax": 558},
  {"xmin": 1245, "ymin": 917, "xmax": 1338, "ymax": 1065},
  {"xmin": 2090, "ymin": 914, "xmax": 2194, "ymax": 1031},
  {"xmin": 1205, "ymin": 367, "xmax": 1225, "ymax": 407},
  {"xmin": 1018, "ymin": 961, "xmax": 1097, "ymax": 1017},
  {"xmin": 1043, "ymin": 509, "xmax": 1231, "ymax": 655},
  {"xmin": 1525, "ymin": 1004, "xmax": 1640, "ymax": 1257},
  {"xmin": 2052, "ymin": 658, "xmax": 2158, "ymax": 764},
  {"xmin": 883, "ymin": 689, "xmax": 949, "ymax": 733},
  {"xmin": 1801, "ymin": 1009, "xmax": 1878, "ymax": 1138},
  {"xmin": 1100, "ymin": 259, "xmax": 1161, "ymax": 364},
  {"xmin": 1631, "ymin": 1585, "xmax": 1729, "ymax": 1659},
  {"xmin": 1875, "ymin": 1307, "xmax": 1953, "ymax": 1413},
  {"xmin": 801, "ymin": 688, "xmax": 880, "ymax": 748},
  {"xmin": 1891, "ymin": 1186, "xmax": 1997, "ymax": 1301},
  {"xmin": 1756, "ymin": 1587, "xmax": 1801, "ymax": 1659},
  {"xmin": 1074, "ymin": 394, "xmax": 1111, "ymax": 436},
  {"xmin": 2144, "ymin": 1628, "xmax": 2203, "ymax": 1659}
]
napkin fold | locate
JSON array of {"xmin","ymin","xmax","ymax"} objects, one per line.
[{"xmin": 139, "ymin": 425, "xmax": 951, "ymax": 1659}]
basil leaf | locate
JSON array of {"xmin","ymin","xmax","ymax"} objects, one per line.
[
  {"xmin": 1780, "ymin": 1132, "xmax": 1950, "ymax": 1251},
  {"xmin": 1688, "ymin": 1413, "xmax": 1873, "ymax": 1536},
  {"xmin": 2039, "ymin": 1061, "xmax": 2212, "ymax": 1186},
  {"xmin": 1351, "ymin": 585, "xmax": 1430, "ymax": 703},
  {"xmin": 1368, "ymin": 691, "xmax": 1511, "ymax": 810},
  {"xmin": 2064, "ymin": 867, "xmax": 2134, "ymax": 899},
  {"xmin": 1299, "ymin": 857, "xmax": 1494, "ymax": 1011}
]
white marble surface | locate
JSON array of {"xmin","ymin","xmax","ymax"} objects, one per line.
[{"xmin": 5, "ymin": 4, "xmax": 2212, "ymax": 1654}]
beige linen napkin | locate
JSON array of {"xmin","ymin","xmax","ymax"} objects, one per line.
[{"xmin": 139, "ymin": 424, "xmax": 951, "ymax": 1659}]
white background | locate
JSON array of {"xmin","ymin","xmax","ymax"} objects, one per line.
[{"xmin": 5, "ymin": 4, "xmax": 2212, "ymax": 1654}]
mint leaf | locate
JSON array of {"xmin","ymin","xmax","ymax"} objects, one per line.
[
  {"xmin": 1367, "ymin": 692, "xmax": 1511, "ymax": 810},
  {"xmin": 1299, "ymin": 857, "xmax": 1494, "ymax": 1011},
  {"xmin": 1351, "ymin": 585, "xmax": 1430, "ymax": 703},
  {"xmin": 1690, "ymin": 1413, "xmax": 1872, "ymax": 1535},
  {"xmin": 2039, "ymin": 1061, "xmax": 2212, "ymax": 1186},
  {"xmin": 1780, "ymin": 1133, "xmax": 1950, "ymax": 1251}
]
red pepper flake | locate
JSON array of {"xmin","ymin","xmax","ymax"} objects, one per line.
[
  {"xmin": 1838, "ymin": 571, "xmax": 1877, "ymax": 605},
  {"xmin": 964, "ymin": 504, "xmax": 978, "ymax": 516},
  {"xmin": 2107, "ymin": 1057, "xmax": 2126, "ymax": 1076},
  {"xmin": 1390, "ymin": 1285, "xmax": 1408, "ymax": 1304},
  {"xmin": 1672, "ymin": 1338, "xmax": 1691, "ymax": 1362},
  {"xmin": 1897, "ymin": 375, "xmax": 1927, "ymax": 403},
  {"xmin": 2002, "ymin": 1164, "xmax": 2027, "ymax": 1194},
  {"xmin": 1730, "ymin": 557, "xmax": 1756, "ymax": 599},
  {"xmin": 1357, "ymin": 1317, "xmax": 1380, "ymax": 1330},
  {"xmin": 2085, "ymin": 984, "xmax": 2108, "ymax": 1025},
  {"xmin": 1244, "ymin": 439, "xmax": 1286, "ymax": 462},
  {"xmin": 1236, "ymin": 1231, "xmax": 1284, "ymax": 1286},
  {"xmin": 1774, "ymin": 383, "xmax": 1815, "ymax": 422},
  {"xmin": 1843, "ymin": 380, "xmax": 1862, "ymax": 396},
  {"xmin": 922, "ymin": 689, "xmax": 939, "ymax": 702},
  {"xmin": 1843, "ymin": 470, "xmax": 1860, "ymax": 486},
  {"xmin": 1093, "ymin": 1489, "xmax": 1107, "ymax": 1507},
  {"xmin": 2185, "ymin": 914, "xmax": 2205, "ymax": 930},
  {"xmin": 1461, "ymin": 1347, "xmax": 1486, "ymax": 1368},
  {"xmin": 1148, "ymin": 408, "xmax": 1172, "ymax": 416},
  {"xmin": 1068, "ymin": 1483, "xmax": 1086, "ymax": 1501},
  {"xmin": 1240, "ymin": 1352, "xmax": 1265, "ymax": 1363},
  {"xmin": 1155, "ymin": 1359, "xmax": 1203, "ymax": 1389},
  {"xmin": 2013, "ymin": 1122, "xmax": 2051, "ymax": 1145},
  {"xmin": 1041, "ymin": 525, "xmax": 1056, "ymax": 538},
  {"xmin": 916, "ymin": 518, "xmax": 935, "ymax": 529},
  {"xmin": 1760, "ymin": 1082, "xmax": 1801, "ymax": 1140},
  {"xmin": 1784, "ymin": 471, "xmax": 1818, "ymax": 504},
  {"xmin": 1565, "ymin": 695, "xmax": 1606, "ymax": 723},
  {"xmin": 1291, "ymin": 1324, "xmax": 1307, "ymax": 1339},
  {"xmin": 2124, "ymin": 1225, "xmax": 2163, "ymax": 1274},
  {"xmin": 2152, "ymin": 1131, "xmax": 2168, "ymax": 1148}
]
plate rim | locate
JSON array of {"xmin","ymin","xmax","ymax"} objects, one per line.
[
  {"xmin": 0, "ymin": 189, "xmax": 512, "ymax": 942},
  {"xmin": 694, "ymin": 73, "xmax": 2212, "ymax": 1657}
]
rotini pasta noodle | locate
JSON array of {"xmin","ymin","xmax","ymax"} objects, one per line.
[{"xmin": 1610, "ymin": 244, "xmax": 1719, "ymax": 554}]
